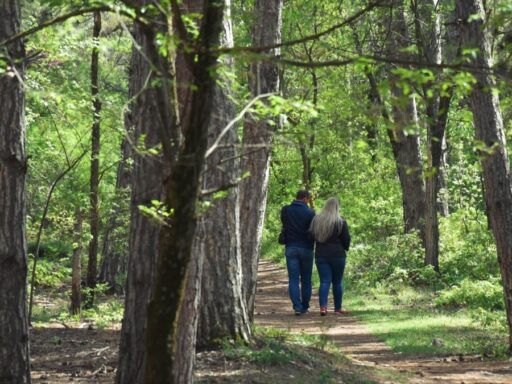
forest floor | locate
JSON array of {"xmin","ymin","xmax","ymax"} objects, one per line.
[{"xmin": 30, "ymin": 259, "xmax": 512, "ymax": 383}]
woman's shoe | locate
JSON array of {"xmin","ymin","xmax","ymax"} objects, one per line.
[
  {"xmin": 320, "ymin": 307, "xmax": 327, "ymax": 316},
  {"xmin": 334, "ymin": 308, "xmax": 349, "ymax": 315}
]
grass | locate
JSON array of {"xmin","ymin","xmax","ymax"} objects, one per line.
[
  {"xmin": 217, "ymin": 326, "xmax": 407, "ymax": 384},
  {"xmin": 31, "ymin": 287, "xmax": 124, "ymax": 329},
  {"xmin": 261, "ymin": 242, "xmax": 509, "ymax": 357},
  {"xmin": 345, "ymin": 287, "xmax": 509, "ymax": 357}
]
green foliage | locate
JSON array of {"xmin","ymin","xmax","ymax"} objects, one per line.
[
  {"xmin": 28, "ymin": 256, "xmax": 71, "ymax": 288},
  {"xmin": 348, "ymin": 231, "xmax": 424, "ymax": 289},
  {"xmin": 58, "ymin": 298, "xmax": 124, "ymax": 328},
  {"xmin": 435, "ymin": 278, "xmax": 504, "ymax": 311}
]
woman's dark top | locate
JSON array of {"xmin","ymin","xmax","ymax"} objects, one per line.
[{"xmin": 314, "ymin": 219, "xmax": 351, "ymax": 259}]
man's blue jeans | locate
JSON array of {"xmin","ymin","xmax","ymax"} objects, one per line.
[
  {"xmin": 285, "ymin": 246, "xmax": 314, "ymax": 312},
  {"xmin": 316, "ymin": 257, "xmax": 346, "ymax": 310}
]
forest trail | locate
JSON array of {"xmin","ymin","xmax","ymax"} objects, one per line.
[{"xmin": 254, "ymin": 259, "xmax": 512, "ymax": 384}]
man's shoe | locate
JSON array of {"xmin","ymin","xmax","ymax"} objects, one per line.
[
  {"xmin": 334, "ymin": 308, "xmax": 349, "ymax": 315},
  {"xmin": 320, "ymin": 307, "xmax": 327, "ymax": 316},
  {"xmin": 301, "ymin": 309, "xmax": 309, "ymax": 315},
  {"xmin": 294, "ymin": 309, "xmax": 303, "ymax": 316}
]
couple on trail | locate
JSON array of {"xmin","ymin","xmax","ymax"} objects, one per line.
[{"xmin": 281, "ymin": 190, "xmax": 351, "ymax": 316}]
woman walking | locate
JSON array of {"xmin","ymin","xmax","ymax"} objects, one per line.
[{"xmin": 310, "ymin": 197, "xmax": 351, "ymax": 316}]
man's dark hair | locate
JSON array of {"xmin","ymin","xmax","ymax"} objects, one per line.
[{"xmin": 296, "ymin": 190, "xmax": 310, "ymax": 200}]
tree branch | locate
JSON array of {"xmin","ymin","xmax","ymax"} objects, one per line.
[
  {"xmin": 0, "ymin": 6, "xmax": 139, "ymax": 48},
  {"xmin": 213, "ymin": 0, "xmax": 389, "ymax": 55}
]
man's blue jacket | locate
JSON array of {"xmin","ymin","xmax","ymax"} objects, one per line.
[{"xmin": 281, "ymin": 200, "xmax": 315, "ymax": 250}]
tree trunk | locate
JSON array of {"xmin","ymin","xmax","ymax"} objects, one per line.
[
  {"xmin": 240, "ymin": 0, "xmax": 283, "ymax": 321},
  {"xmin": 411, "ymin": 0, "xmax": 452, "ymax": 271},
  {"xmin": 144, "ymin": 1, "xmax": 226, "ymax": 381},
  {"xmin": 456, "ymin": 0, "xmax": 512, "ymax": 352},
  {"xmin": 196, "ymin": 72, "xmax": 251, "ymax": 348},
  {"xmin": 298, "ymin": 65, "xmax": 317, "ymax": 193},
  {"xmin": 0, "ymin": 1, "xmax": 30, "ymax": 382},
  {"xmin": 71, "ymin": 207, "xmax": 84, "ymax": 315},
  {"xmin": 172, "ymin": 1, "xmax": 206, "ymax": 380},
  {"xmin": 387, "ymin": 2, "xmax": 426, "ymax": 243},
  {"xmin": 115, "ymin": 18, "xmax": 164, "ymax": 384},
  {"xmin": 86, "ymin": 11, "xmax": 102, "ymax": 305}
]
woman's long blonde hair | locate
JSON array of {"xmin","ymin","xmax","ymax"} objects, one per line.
[{"xmin": 310, "ymin": 197, "xmax": 343, "ymax": 243}]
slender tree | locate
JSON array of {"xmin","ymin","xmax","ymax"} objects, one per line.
[
  {"xmin": 71, "ymin": 207, "xmax": 84, "ymax": 314},
  {"xmin": 240, "ymin": 0, "xmax": 283, "ymax": 320},
  {"xmin": 353, "ymin": 4, "xmax": 427, "ymax": 243},
  {"xmin": 456, "ymin": 0, "xmax": 512, "ymax": 352},
  {"xmin": 0, "ymin": 0, "xmax": 31, "ymax": 382},
  {"xmin": 411, "ymin": 0, "xmax": 453, "ymax": 271},
  {"xmin": 387, "ymin": 1, "xmax": 427, "ymax": 243},
  {"xmin": 86, "ymin": 11, "xmax": 102, "ymax": 304},
  {"xmin": 173, "ymin": 0, "xmax": 206, "ymax": 380}
]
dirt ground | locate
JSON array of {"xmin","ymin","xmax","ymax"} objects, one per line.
[
  {"xmin": 30, "ymin": 260, "xmax": 512, "ymax": 383},
  {"xmin": 253, "ymin": 260, "xmax": 512, "ymax": 384}
]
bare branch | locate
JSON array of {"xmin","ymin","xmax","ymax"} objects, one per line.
[{"xmin": 204, "ymin": 92, "xmax": 274, "ymax": 159}]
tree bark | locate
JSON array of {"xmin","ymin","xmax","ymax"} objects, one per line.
[
  {"xmin": 143, "ymin": 1, "xmax": 225, "ymax": 382},
  {"xmin": 86, "ymin": 11, "xmax": 102, "ymax": 304},
  {"xmin": 196, "ymin": 63, "xmax": 251, "ymax": 348},
  {"xmin": 411, "ymin": 0, "xmax": 452, "ymax": 271},
  {"xmin": 0, "ymin": 0, "xmax": 30, "ymax": 382},
  {"xmin": 71, "ymin": 207, "xmax": 84, "ymax": 315},
  {"xmin": 456, "ymin": 0, "xmax": 512, "ymax": 352},
  {"xmin": 172, "ymin": 1, "xmax": 204, "ymax": 380},
  {"xmin": 115, "ymin": 17, "xmax": 164, "ymax": 384},
  {"xmin": 240, "ymin": 0, "xmax": 283, "ymax": 321},
  {"xmin": 387, "ymin": 2, "xmax": 426, "ymax": 243}
]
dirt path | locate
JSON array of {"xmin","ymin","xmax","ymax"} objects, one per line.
[{"xmin": 254, "ymin": 259, "xmax": 512, "ymax": 384}]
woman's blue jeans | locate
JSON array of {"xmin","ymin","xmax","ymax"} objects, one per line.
[
  {"xmin": 285, "ymin": 246, "xmax": 314, "ymax": 312},
  {"xmin": 316, "ymin": 257, "xmax": 346, "ymax": 310}
]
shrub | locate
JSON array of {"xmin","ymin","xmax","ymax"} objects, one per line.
[
  {"xmin": 348, "ymin": 231, "xmax": 423, "ymax": 288},
  {"xmin": 435, "ymin": 278, "xmax": 504, "ymax": 311},
  {"xmin": 28, "ymin": 257, "xmax": 71, "ymax": 288},
  {"xmin": 439, "ymin": 211, "xmax": 499, "ymax": 285}
]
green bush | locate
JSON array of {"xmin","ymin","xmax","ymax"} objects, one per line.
[
  {"xmin": 28, "ymin": 257, "xmax": 71, "ymax": 288},
  {"xmin": 348, "ymin": 231, "xmax": 423, "ymax": 288},
  {"xmin": 470, "ymin": 307, "xmax": 508, "ymax": 332},
  {"xmin": 439, "ymin": 211, "xmax": 498, "ymax": 285},
  {"xmin": 435, "ymin": 278, "xmax": 504, "ymax": 311}
]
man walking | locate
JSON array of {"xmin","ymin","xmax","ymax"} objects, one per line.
[{"xmin": 281, "ymin": 190, "xmax": 315, "ymax": 315}]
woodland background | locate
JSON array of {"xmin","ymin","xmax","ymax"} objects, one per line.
[{"xmin": 1, "ymin": 0, "xmax": 512, "ymax": 383}]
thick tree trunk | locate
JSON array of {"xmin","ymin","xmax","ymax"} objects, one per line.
[
  {"xmin": 0, "ymin": 1, "xmax": 30, "ymax": 382},
  {"xmin": 387, "ymin": 2, "xmax": 426, "ymax": 243},
  {"xmin": 71, "ymin": 208, "xmax": 84, "ymax": 315},
  {"xmin": 115, "ymin": 19, "xmax": 163, "ymax": 384},
  {"xmin": 196, "ymin": 81, "xmax": 251, "ymax": 347},
  {"xmin": 456, "ymin": 0, "xmax": 512, "ymax": 352},
  {"xmin": 86, "ymin": 12, "xmax": 102, "ymax": 303},
  {"xmin": 240, "ymin": 0, "xmax": 283, "ymax": 320},
  {"xmin": 143, "ymin": 1, "xmax": 225, "ymax": 382}
]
